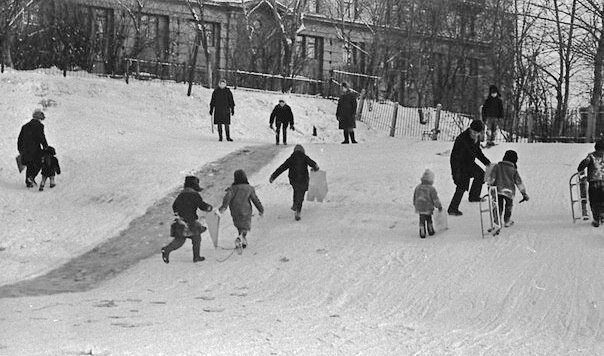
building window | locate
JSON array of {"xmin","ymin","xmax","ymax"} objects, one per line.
[
  {"xmin": 189, "ymin": 21, "xmax": 218, "ymax": 47},
  {"xmin": 343, "ymin": 0, "xmax": 358, "ymax": 19},
  {"xmin": 307, "ymin": 0, "xmax": 320, "ymax": 13},
  {"xmin": 306, "ymin": 37, "xmax": 316, "ymax": 59},
  {"xmin": 141, "ymin": 14, "xmax": 158, "ymax": 42}
]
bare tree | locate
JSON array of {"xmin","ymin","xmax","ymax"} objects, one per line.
[
  {"xmin": 186, "ymin": 0, "xmax": 213, "ymax": 90},
  {"xmin": 0, "ymin": 0, "xmax": 38, "ymax": 71}
]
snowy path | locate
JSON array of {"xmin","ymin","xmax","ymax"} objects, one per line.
[{"xmin": 1, "ymin": 139, "xmax": 602, "ymax": 355}]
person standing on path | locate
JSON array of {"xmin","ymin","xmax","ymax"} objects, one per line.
[
  {"xmin": 17, "ymin": 109, "xmax": 48, "ymax": 188},
  {"xmin": 269, "ymin": 99, "xmax": 295, "ymax": 145},
  {"xmin": 447, "ymin": 120, "xmax": 491, "ymax": 216},
  {"xmin": 336, "ymin": 82, "xmax": 358, "ymax": 144},
  {"xmin": 481, "ymin": 85, "xmax": 504, "ymax": 147},
  {"xmin": 210, "ymin": 79, "xmax": 235, "ymax": 142}
]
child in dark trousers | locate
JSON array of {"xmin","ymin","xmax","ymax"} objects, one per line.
[
  {"xmin": 219, "ymin": 170, "xmax": 264, "ymax": 249},
  {"xmin": 413, "ymin": 169, "xmax": 443, "ymax": 238},
  {"xmin": 39, "ymin": 146, "xmax": 60, "ymax": 191},
  {"xmin": 161, "ymin": 176, "xmax": 213, "ymax": 263},
  {"xmin": 577, "ymin": 139, "xmax": 604, "ymax": 227},
  {"xmin": 486, "ymin": 150, "xmax": 529, "ymax": 227},
  {"xmin": 269, "ymin": 145, "xmax": 319, "ymax": 221}
]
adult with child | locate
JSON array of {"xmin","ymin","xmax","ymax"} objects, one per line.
[
  {"xmin": 17, "ymin": 109, "xmax": 49, "ymax": 188},
  {"xmin": 448, "ymin": 120, "xmax": 491, "ymax": 216},
  {"xmin": 577, "ymin": 139, "xmax": 604, "ymax": 227},
  {"xmin": 481, "ymin": 85, "xmax": 504, "ymax": 147},
  {"xmin": 269, "ymin": 99, "xmax": 295, "ymax": 145},
  {"xmin": 336, "ymin": 82, "xmax": 358, "ymax": 144},
  {"xmin": 210, "ymin": 78, "xmax": 235, "ymax": 142}
]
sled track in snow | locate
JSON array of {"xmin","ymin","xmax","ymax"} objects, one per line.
[{"xmin": 0, "ymin": 145, "xmax": 283, "ymax": 298}]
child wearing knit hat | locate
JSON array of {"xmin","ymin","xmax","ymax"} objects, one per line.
[
  {"xmin": 413, "ymin": 169, "xmax": 443, "ymax": 238},
  {"xmin": 486, "ymin": 150, "xmax": 529, "ymax": 227}
]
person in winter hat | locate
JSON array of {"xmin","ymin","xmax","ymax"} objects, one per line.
[
  {"xmin": 219, "ymin": 169, "xmax": 264, "ymax": 250},
  {"xmin": 270, "ymin": 99, "xmax": 295, "ymax": 145},
  {"xmin": 161, "ymin": 176, "xmax": 213, "ymax": 263},
  {"xmin": 336, "ymin": 82, "xmax": 358, "ymax": 144},
  {"xmin": 38, "ymin": 146, "xmax": 61, "ymax": 192},
  {"xmin": 481, "ymin": 85, "xmax": 504, "ymax": 147},
  {"xmin": 577, "ymin": 139, "xmax": 604, "ymax": 226},
  {"xmin": 17, "ymin": 109, "xmax": 49, "ymax": 188},
  {"xmin": 269, "ymin": 144, "xmax": 319, "ymax": 221},
  {"xmin": 413, "ymin": 169, "xmax": 443, "ymax": 238},
  {"xmin": 486, "ymin": 150, "xmax": 529, "ymax": 227},
  {"xmin": 448, "ymin": 120, "xmax": 491, "ymax": 216},
  {"xmin": 210, "ymin": 79, "xmax": 235, "ymax": 142}
]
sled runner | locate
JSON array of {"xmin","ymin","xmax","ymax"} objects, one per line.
[
  {"xmin": 479, "ymin": 185, "xmax": 501, "ymax": 237},
  {"xmin": 206, "ymin": 210, "xmax": 221, "ymax": 248},
  {"xmin": 307, "ymin": 170, "xmax": 328, "ymax": 202},
  {"xmin": 569, "ymin": 172, "xmax": 590, "ymax": 222}
]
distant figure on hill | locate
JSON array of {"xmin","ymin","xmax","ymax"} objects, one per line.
[
  {"xmin": 17, "ymin": 109, "xmax": 48, "ymax": 188},
  {"xmin": 481, "ymin": 85, "xmax": 504, "ymax": 147},
  {"xmin": 448, "ymin": 120, "xmax": 491, "ymax": 216},
  {"xmin": 336, "ymin": 82, "xmax": 358, "ymax": 144},
  {"xmin": 210, "ymin": 79, "xmax": 235, "ymax": 142},
  {"xmin": 269, "ymin": 99, "xmax": 295, "ymax": 145}
]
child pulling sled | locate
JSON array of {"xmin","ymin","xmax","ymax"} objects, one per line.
[
  {"xmin": 486, "ymin": 150, "xmax": 529, "ymax": 227},
  {"xmin": 577, "ymin": 139, "xmax": 604, "ymax": 227}
]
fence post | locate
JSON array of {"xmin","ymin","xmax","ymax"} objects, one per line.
[
  {"xmin": 587, "ymin": 105, "xmax": 597, "ymax": 143},
  {"xmin": 125, "ymin": 59, "xmax": 130, "ymax": 84},
  {"xmin": 527, "ymin": 111, "xmax": 534, "ymax": 143},
  {"xmin": 432, "ymin": 103, "xmax": 442, "ymax": 140},
  {"xmin": 327, "ymin": 69, "xmax": 334, "ymax": 98},
  {"xmin": 389, "ymin": 102, "xmax": 399, "ymax": 137}
]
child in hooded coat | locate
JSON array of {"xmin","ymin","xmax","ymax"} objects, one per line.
[
  {"xmin": 39, "ymin": 146, "xmax": 61, "ymax": 191},
  {"xmin": 486, "ymin": 150, "xmax": 529, "ymax": 227},
  {"xmin": 413, "ymin": 169, "xmax": 443, "ymax": 238},
  {"xmin": 577, "ymin": 139, "xmax": 604, "ymax": 227},
  {"xmin": 219, "ymin": 169, "xmax": 264, "ymax": 249},
  {"xmin": 269, "ymin": 145, "xmax": 319, "ymax": 221}
]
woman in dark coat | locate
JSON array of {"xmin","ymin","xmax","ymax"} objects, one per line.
[
  {"xmin": 447, "ymin": 120, "xmax": 491, "ymax": 216},
  {"xmin": 336, "ymin": 82, "xmax": 358, "ymax": 144},
  {"xmin": 269, "ymin": 145, "xmax": 319, "ymax": 221},
  {"xmin": 17, "ymin": 109, "xmax": 48, "ymax": 187},
  {"xmin": 481, "ymin": 85, "xmax": 504, "ymax": 146},
  {"xmin": 210, "ymin": 79, "xmax": 235, "ymax": 141}
]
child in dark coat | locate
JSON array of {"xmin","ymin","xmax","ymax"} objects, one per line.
[
  {"xmin": 577, "ymin": 139, "xmax": 604, "ymax": 227},
  {"xmin": 219, "ymin": 169, "xmax": 264, "ymax": 249},
  {"xmin": 39, "ymin": 146, "xmax": 61, "ymax": 191},
  {"xmin": 413, "ymin": 169, "xmax": 443, "ymax": 238},
  {"xmin": 161, "ymin": 176, "xmax": 213, "ymax": 263},
  {"xmin": 269, "ymin": 145, "xmax": 319, "ymax": 221},
  {"xmin": 486, "ymin": 150, "xmax": 529, "ymax": 227}
]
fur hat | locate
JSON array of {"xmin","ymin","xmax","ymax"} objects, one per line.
[
  {"xmin": 184, "ymin": 176, "xmax": 202, "ymax": 192},
  {"xmin": 44, "ymin": 146, "xmax": 56, "ymax": 156},
  {"xmin": 233, "ymin": 169, "xmax": 249, "ymax": 185},
  {"xmin": 421, "ymin": 169, "xmax": 435, "ymax": 185},
  {"xmin": 595, "ymin": 139, "xmax": 604, "ymax": 151},
  {"xmin": 294, "ymin": 144, "xmax": 305, "ymax": 154},
  {"xmin": 470, "ymin": 120, "xmax": 485, "ymax": 132},
  {"xmin": 33, "ymin": 109, "xmax": 45, "ymax": 120},
  {"xmin": 503, "ymin": 150, "xmax": 518, "ymax": 164},
  {"xmin": 489, "ymin": 85, "xmax": 500, "ymax": 95}
]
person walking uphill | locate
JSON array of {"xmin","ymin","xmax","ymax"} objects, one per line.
[
  {"xmin": 336, "ymin": 82, "xmax": 358, "ymax": 144},
  {"xmin": 269, "ymin": 145, "xmax": 319, "ymax": 221},
  {"xmin": 161, "ymin": 176, "xmax": 213, "ymax": 264},
  {"xmin": 448, "ymin": 120, "xmax": 491, "ymax": 216},
  {"xmin": 18, "ymin": 109, "xmax": 48, "ymax": 188},
  {"xmin": 210, "ymin": 79, "xmax": 235, "ymax": 142},
  {"xmin": 481, "ymin": 85, "xmax": 504, "ymax": 147},
  {"xmin": 270, "ymin": 99, "xmax": 295, "ymax": 145}
]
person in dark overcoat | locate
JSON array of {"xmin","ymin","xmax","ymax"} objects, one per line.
[
  {"xmin": 447, "ymin": 120, "xmax": 491, "ymax": 216},
  {"xmin": 481, "ymin": 85, "xmax": 504, "ymax": 146},
  {"xmin": 269, "ymin": 145, "xmax": 319, "ymax": 221},
  {"xmin": 161, "ymin": 176, "xmax": 213, "ymax": 264},
  {"xmin": 336, "ymin": 82, "xmax": 358, "ymax": 144},
  {"xmin": 269, "ymin": 99, "xmax": 295, "ymax": 145},
  {"xmin": 17, "ymin": 109, "xmax": 48, "ymax": 187},
  {"xmin": 209, "ymin": 79, "xmax": 235, "ymax": 141}
]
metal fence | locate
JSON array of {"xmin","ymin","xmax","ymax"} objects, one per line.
[{"xmin": 216, "ymin": 69, "xmax": 324, "ymax": 95}]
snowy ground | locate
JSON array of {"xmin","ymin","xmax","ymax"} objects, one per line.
[
  {"xmin": 0, "ymin": 136, "xmax": 603, "ymax": 354},
  {"xmin": 0, "ymin": 70, "xmax": 376, "ymax": 286}
]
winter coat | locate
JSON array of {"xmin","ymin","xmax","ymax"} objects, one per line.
[
  {"xmin": 413, "ymin": 181, "xmax": 442, "ymax": 215},
  {"xmin": 578, "ymin": 151, "xmax": 604, "ymax": 182},
  {"xmin": 486, "ymin": 161, "xmax": 527, "ymax": 199},
  {"xmin": 450, "ymin": 129, "xmax": 490, "ymax": 186},
  {"xmin": 270, "ymin": 151, "xmax": 318, "ymax": 191},
  {"xmin": 172, "ymin": 188, "xmax": 213, "ymax": 225},
  {"xmin": 17, "ymin": 119, "xmax": 48, "ymax": 163},
  {"xmin": 482, "ymin": 96, "xmax": 504, "ymax": 119},
  {"xmin": 210, "ymin": 87, "xmax": 235, "ymax": 125},
  {"xmin": 270, "ymin": 104, "xmax": 294, "ymax": 126},
  {"xmin": 220, "ymin": 183, "xmax": 264, "ymax": 231},
  {"xmin": 41, "ymin": 153, "xmax": 61, "ymax": 177},
  {"xmin": 336, "ymin": 92, "xmax": 357, "ymax": 130}
]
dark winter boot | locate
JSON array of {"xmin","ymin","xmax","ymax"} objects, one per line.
[
  {"xmin": 427, "ymin": 220, "xmax": 435, "ymax": 236},
  {"xmin": 419, "ymin": 225, "xmax": 426, "ymax": 239},
  {"xmin": 592, "ymin": 219, "xmax": 600, "ymax": 227},
  {"xmin": 350, "ymin": 130, "xmax": 358, "ymax": 144},
  {"xmin": 341, "ymin": 130, "xmax": 350, "ymax": 144},
  {"xmin": 39, "ymin": 185, "xmax": 44, "ymax": 192},
  {"xmin": 218, "ymin": 125, "xmax": 223, "ymax": 141},
  {"xmin": 295, "ymin": 210, "xmax": 301, "ymax": 221},
  {"xmin": 225, "ymin": 125, "xmax": 233, "ymax": 141},
  {"xmin": 161, "ymin": 248, "xmax": 170, "ymax": 264}
]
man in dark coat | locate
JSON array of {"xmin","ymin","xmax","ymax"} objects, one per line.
[
  {"xmin": 269, "ymin": 99, "xmax": 295, "ymax": 145},
  {"xmin": 17, "ymin": 109, "xmax": 48, "ymax": 188},
  {"xmin": 336, "ymin": 82, "xmax": 358, "ymax": 144},
  {"xmin": 269, "ymin": 145, "xmax": 319, "ymax": 221},
  {"xmin": 209, "ymin": 79, "xmax": 235, "ymax": 141},
  {"xmin": 448, "ymin": 120, "xmax": 491, "ymax": 216},
  {"xmin": 481, "ymin": 85, "xmax": 504, "ymax": 147}
]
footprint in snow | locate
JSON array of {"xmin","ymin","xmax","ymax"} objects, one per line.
[
  {"xmin": 230, "ymin": 292, "xmax": 247, "ymax": 297},
  {"xmin": 279, "ymin": 257, "xmax": 290, "ymax": 263},
  {"xmin": 203, "ymin": 307, "xmax": 225, "ymax": 313},
  {"xmin": 94, "ymin": 300, "xmax": 117, "ymax": 308},
  {"xmin": 149, "ymin": 301, "xmax": 167, "ymax": 305},
  {"xmin": 195, "ymin": 296, "xmax": 215, "ymax": 301}
]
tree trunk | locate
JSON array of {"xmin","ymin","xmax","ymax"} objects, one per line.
[{"xmin": 592, "ymin": 33, "xmax": 604, "ymax": 108}]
